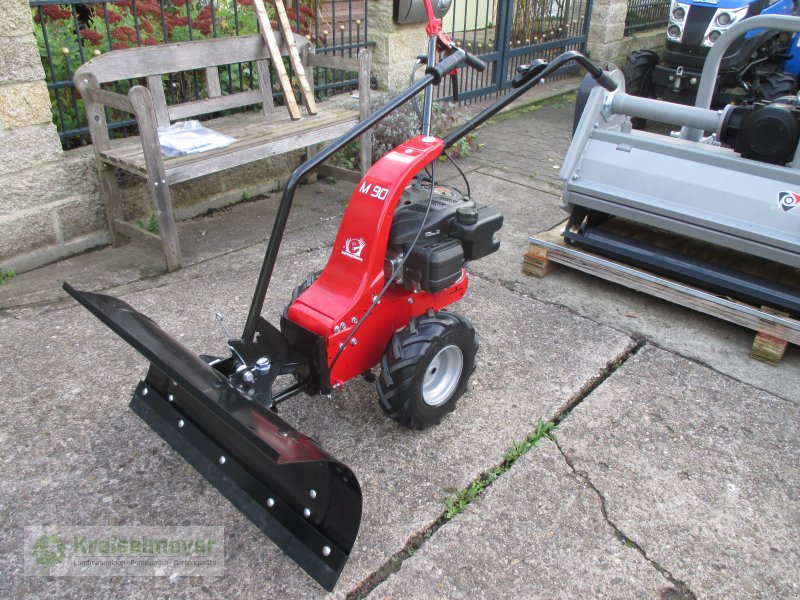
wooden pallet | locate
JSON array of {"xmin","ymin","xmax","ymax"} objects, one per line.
[{"xmin": 524, "ymin": 221, "xmax": 800, "ymax": 364}]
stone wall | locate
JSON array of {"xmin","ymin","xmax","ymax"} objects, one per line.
[
  {"xmin": 587, "ymin": 0, "xmax": 665, "ymax": 65},
  {"xmin": 0, "ymin": 0, "xmax": 107, "ymax": 273},
  {"xmin": 367, "ymin": 0, "xmax": 427, "ymax": 92}
]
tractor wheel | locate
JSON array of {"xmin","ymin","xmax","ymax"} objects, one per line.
[
  {"xmin": 621, "ymin": 50, "xmax": 659, "ymax": 129},
  {"xmin": 758, "ymin": 72, "xmax": 798, "ymax": 101},
  {"xmin": 282, "ymin": 271, "xmax": 320, "ymax": 318},
  {"xmin": 377, "ymin": 310, "xmax": 478, "ymax": 429}
]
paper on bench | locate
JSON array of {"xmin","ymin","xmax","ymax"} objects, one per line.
[{"xmin": 157, "ymin": 120, "xmax": 236, "ymax": 157}]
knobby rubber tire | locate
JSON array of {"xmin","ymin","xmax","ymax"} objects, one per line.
[
  {"xmin": 283, "ymin": 271, "xmax": 320, "ymax": 318},
  {"xmin": 377, "ymin": 310, "xmax": 478, "ymax": 429},
  {"xmin": 621, "ymin": 50, "xmax": 659, "ymax": 129},
  {"xmin": 757, "ymin": 72, "xmax": 798, "ymax": 102}
]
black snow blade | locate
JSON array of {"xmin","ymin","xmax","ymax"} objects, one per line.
[{"xmin": 63, "ymin": 283, "xmax": 362, "ymax": 591}]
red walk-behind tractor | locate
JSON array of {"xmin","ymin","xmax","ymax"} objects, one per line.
[{"xmin": 63, "ymin": 0, "xmax": 617, "ymax": 589}]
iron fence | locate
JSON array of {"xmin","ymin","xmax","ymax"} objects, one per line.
[
  {"xmin": 624, "ymin": 0, "xmax": 670, "ymax": 36},
  {"xmin": 30, "ymin": 0, "xmax": 370, "ymax": 148},
  {"xmin": 438, "ymin": 0, "xmax": 593, "ymax": 104}
]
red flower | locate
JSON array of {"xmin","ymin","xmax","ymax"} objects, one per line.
[
  {"xmin": 41, "ymin": 5, "xmax": 73, "ymax": 21},
  {"xmin": 112, "ymin": 25, "xmax": 137, "ymax": 42},
  {"xmin": 137, "ymin": 2, "xmax": 161, "ymax": 16},
  {"xmin": 113, "ymin": 1, "xmax": 132, "ymax": 7},
  {"xmin": 237, "ymin": 0, "xmax": 254, "ymax": 5},
  {"xmin": 166, "ymin": 15, "xmax": 189, "ymax": 30},
  {"xmin": 79, "ymin": 29, "xmax": 104, "ymax": 46},
  {"xmin": 96, "ymin": 8, "xmax": 123, "ymax": 24},
  {"xmin": 141, "ymin": 19, "xmax": 153, "ymax": 33},
  {"xmin": 112, "ymin": 42, "xmax": 128, "ymax": 50},
  {"xmin": 142, "ymin": 36, "xmax": 159, "ymax": 46}
]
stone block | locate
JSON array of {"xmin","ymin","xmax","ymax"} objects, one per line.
[
  {"xmin": 56, "ymin": 195, "xmax": 106, "ymax": 240},
  {"xmin": 0, "ymin": 123, "xmax": 62, "ymax": 176},
  {"xmin": 0, "ymin": 209, "xmax": 57, "ymax": 259},
  {"xmin": 367, "ymin": 1, "xmax": 427, "ymax": 92},
  {"xmin": 0, "ymin": 81, "xmax": 53, "ymax": 129},
  {"xmin": 619, "ymin": 29, "xmax": 666, "ymax": 59},
  {"xmin": 0, "ymin": 34, "xmax": 45, "ymax": 84},
  {"xmin": 0, "ymin": 0, "xmax": 34, "ymax": 37},
  {"xmin": 113, "ymin": 151, "xmax": 300, "ymax": 222},
  {"xmin": 0, "ymin": 152, "xmax": 98, "ymax": 216}
]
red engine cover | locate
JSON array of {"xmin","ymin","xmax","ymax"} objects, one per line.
[{"xmin": 286, "ymin": 135, "xmax": 468, "ymax": 386}]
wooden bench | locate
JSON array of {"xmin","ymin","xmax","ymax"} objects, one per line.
[{"xmin": 75, "ymin": 33, "xmax": 372, "ymax": 271}]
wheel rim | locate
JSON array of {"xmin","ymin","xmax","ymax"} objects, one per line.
[{"xmin": 422, "ymin": 344, "xmax": 463, "ymax": 407}]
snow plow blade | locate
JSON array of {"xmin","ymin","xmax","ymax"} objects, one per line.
[{"xmin": 63, "ymin": 283, "xmax": 362, "ymax": 591}]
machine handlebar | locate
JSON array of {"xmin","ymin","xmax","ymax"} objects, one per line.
[
  {"xmin": 426, "ymin": 47, "xmax": 487, "ymax": 83},
  {"xmin": 464, "ymin": 50, "xmax": 487, "ymax": 72}
]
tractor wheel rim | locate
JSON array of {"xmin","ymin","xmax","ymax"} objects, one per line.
[{"xmin": 422, "ymin": 344, "xmax": 463, "ymax": 407}]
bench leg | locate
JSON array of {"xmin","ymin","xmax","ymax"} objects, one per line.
[
  {"xmin": 96, "ymin": 162, "xmax": 126, "ymax": 247},
  {"xmin": 305, "ymin": 143, "xmax": 319, "ymax": 184},
  {"xmin": 146, "ymin": 175, "xmax": 182, "ymax": 272}
]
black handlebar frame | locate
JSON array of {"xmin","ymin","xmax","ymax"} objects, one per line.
[
  {"xmin": 243, "ymin": 49, "xmax": 611, "ymax": 342},
  {"xmin": 444, "ymin": 50, "xmax": 616, "ymax": 151}
]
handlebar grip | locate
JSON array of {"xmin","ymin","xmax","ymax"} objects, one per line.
[
  {"xmin": 594, "ymin": 71, "xmax": 618, "ymax": 92},
  {"xmin": 464, "ymin": 51, "xmax": 487, "ymax": 72},
  {"xmin": 426, "ymin": 49, "xmax": 465, "ymax": 83},
  {"xmin": 425, "ymin": 48, "xmax": 487, "ymax": 84}
]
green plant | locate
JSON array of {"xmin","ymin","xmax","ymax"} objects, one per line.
[
  {"xmin": 0, "ymin": 269, "xmax": 16, "ymax": 285},
  {"xmin": 31, "ymin": 0, "xmax": 325, "ymax": 147},
  {"xmin": 332, "ymin": 93, "xmax": 480, "ymax": 171},
  {"xmin": 136, "ymin": 214, "xmax": 160, "ymax": 235},
  {"xmin": 443, "ymin": 418, "xmax": 555, "ymax": 520}
]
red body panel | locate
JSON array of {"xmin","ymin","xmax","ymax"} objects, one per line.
[{"xmin": 286, "ymin": 135, "xmax": 469, "ymax": 386}]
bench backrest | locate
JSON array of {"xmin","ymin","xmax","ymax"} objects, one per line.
[{"xmin": 75, "ymin": 33, "xmax": 313, "ymax": 127}]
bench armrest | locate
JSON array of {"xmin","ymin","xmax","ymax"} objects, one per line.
[{"xmin": 82, "ymin": 84, "xmax": 134, "ymax": 114}]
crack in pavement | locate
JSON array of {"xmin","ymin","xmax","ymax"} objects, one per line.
[
  {"xmin": 552, "ymin": 432, "xmax": 698, "ymax": 600},
  {"xmin": 350, "ymin": 330, "xmax": 645, "ymax": 599}
]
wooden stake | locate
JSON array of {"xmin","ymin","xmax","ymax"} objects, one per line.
[
  {"xmin": 271, "ymin": 0, "xmax": 318, "ymax": 114},
  {"xmin": 253, "ymin": 0, "xmax": 301, "ymax": 120}
]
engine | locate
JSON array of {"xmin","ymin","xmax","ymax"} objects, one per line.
[
  {"xmin": 386, "ymin": 180, "xmax": 503, "ymax": 293},
  {"xmin": 720, "ymin": 98, "xmax": 800, "ymax": 165}
]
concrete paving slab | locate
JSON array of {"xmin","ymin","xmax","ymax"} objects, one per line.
[
  {"xmin": 517, "ymin": 268, "xmax": 800, "ymax": 404},
  {"xmin": 0, "ymin": 177, "xmax": 352, "ymax": 312},
  {"xmin": 557, "ymin": 345, "xmax": 800, "ymax": 599},
  {"xmin": 0, "ymin": 238, "xmax": 633, "ymax": 598},
  {"xmin": 370, "ymin": 440, "xmax": 675, "ymax": 599}
]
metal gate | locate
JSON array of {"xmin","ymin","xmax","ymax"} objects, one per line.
[{"xmin": 439, "ymin": 0, "xmax": 593, "ymax": 103}]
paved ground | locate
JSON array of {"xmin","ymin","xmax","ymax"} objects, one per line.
[{"xmin": 1, "ymin": 89, "xmax": 797, "ymax": 599}]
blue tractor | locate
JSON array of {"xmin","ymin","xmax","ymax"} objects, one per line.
[{"xmin": 623, "ymin": 0, "xmax": 800, "ymax": 108}]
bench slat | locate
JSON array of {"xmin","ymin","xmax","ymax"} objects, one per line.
[
  {"xmin": 103, "ymin": 107, "xmax": 355, "ymax": 161},
  {"xmin": 146, "ymin": 75, "xmax": 170, "ymax": 128},
  {"xmin": 206, "ymin": 67, "xmax": 222, "ymax": 98},
  {"xmin": 74, "ymin": 34, "xmax": 296, "ymax": 83},
  {"xmin": 168, "ymin": 89, "xmax": 267, "ymax": 121},
  {"xmin": 167, "ymin": 120, "xmax": 356, "ymax": 184},
  {"xmin": 308, "ymin": 54, "xmax": 360, "ymax": 72},
  {"xmin": 98, "ymin": 107, "xmax": 358, "ymax": 182}
]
